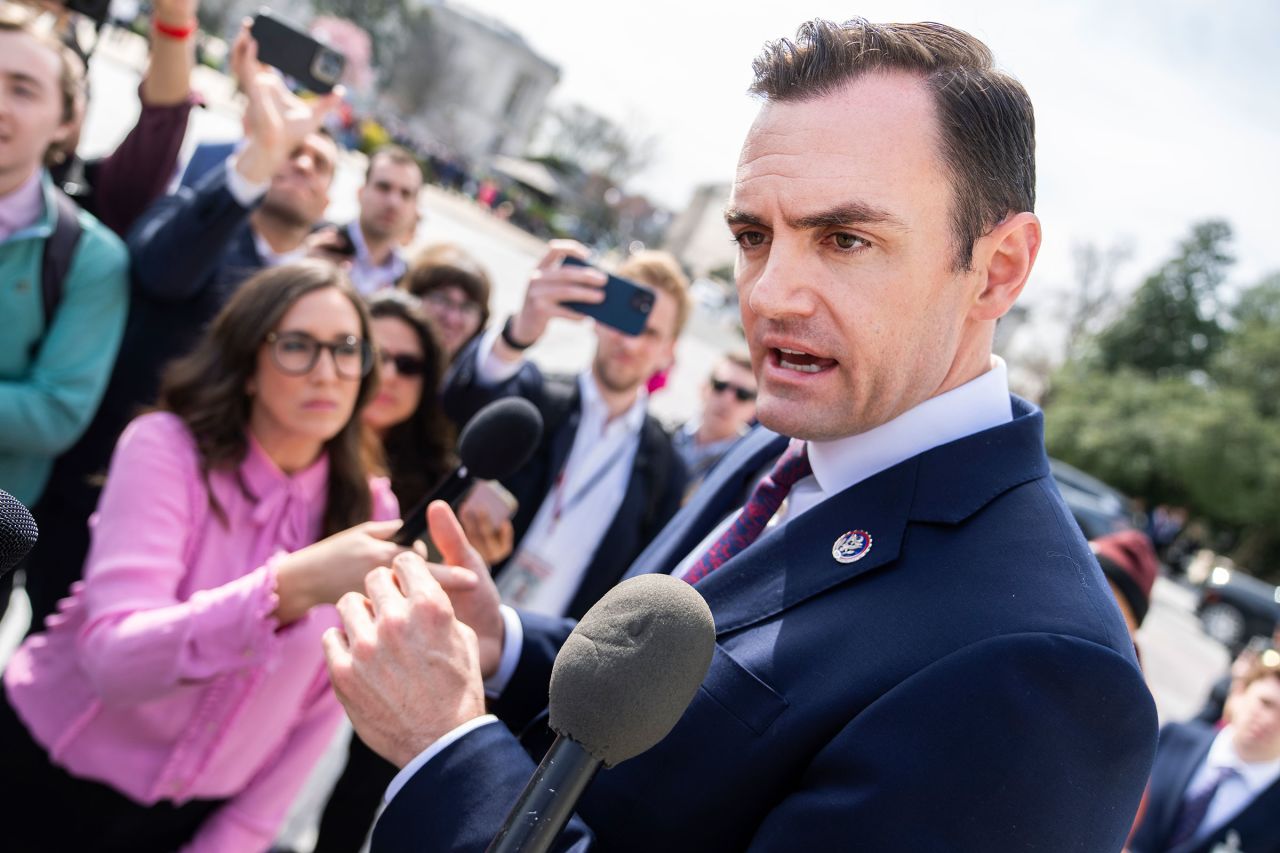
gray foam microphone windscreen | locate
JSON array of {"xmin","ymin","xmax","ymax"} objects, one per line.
[
  {"xmin": 548, "ymin": 573, "xmax": 715, "ymax": 768},
  {"xmin": 0, "ymin": 488, "xmax": 38, "ymax": 576}
]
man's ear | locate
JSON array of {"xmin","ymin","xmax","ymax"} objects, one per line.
[{"xmin": 970, "ymin": 212, "xmax": 1041, "ymax": 321}]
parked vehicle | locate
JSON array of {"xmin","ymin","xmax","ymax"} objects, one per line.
[
  {"xmin": 1195, "ymin": 565, "xmax": 1280, "ymax": 653},
  {"xmin": 1049, "ymin": 458, "xmax": 1137, "ymax": 540}
]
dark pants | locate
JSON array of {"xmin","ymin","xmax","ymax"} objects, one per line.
[
  {"xmin": 0, "ymin": 688, "xmax": 226, "ymax": 852},
  {"xmin": 312, "ymin": 734, "xmax": 399, "ymax": 853}
]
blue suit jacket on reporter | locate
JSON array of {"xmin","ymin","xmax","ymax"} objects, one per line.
[
  {"xmin": 373, "ymin": 398, "xmax": 1159, "ymax": 852},
  {"xmin": 1130, "ymin": 721, "xmax": 1280, "ymax": 853}
]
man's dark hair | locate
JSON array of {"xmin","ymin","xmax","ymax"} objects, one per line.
[{"xmin": 749, "ymin": 19, "xmax": 1035, "ymax": 271}]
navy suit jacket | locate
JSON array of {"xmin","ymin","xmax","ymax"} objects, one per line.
[
  {"xmin": 179, "ymin": 140, "xmax": 236, "ymax": 190},
  {"xmin": 374, "ymin": 398, "xmax": 1158, "ymax": 852},
  {"xmin": 1130, "ymin": 721, "xmax": 1280, "ymax": 853},
  {"xmin": 443, "ymin": 339, "xmax": 688, "ymax": 620}
]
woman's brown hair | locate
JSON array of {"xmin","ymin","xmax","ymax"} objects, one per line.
[
  {"xmin": 366, "ymin": 290, "xmax": 456, "ymax": 508},
  {"xmin": 157, "ymin": 261, "xmax": 380, "ymax": 536}
]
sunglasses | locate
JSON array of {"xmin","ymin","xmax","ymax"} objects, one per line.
[
  {"xmin": 710, "ymin": 378, "xmax": 757, "ymax": 402},
  {"xmin": 379, "ymin": 350, "xmax": 427, "ymax": 377}
]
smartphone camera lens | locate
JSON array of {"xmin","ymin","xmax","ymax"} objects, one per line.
[
  {"xmin": 632, "ymin": 295, "xmax": 652, "ymax": 314},
  {"xmin": 312, "ymin": 48, "xmax": 345, "ymax": 86}
]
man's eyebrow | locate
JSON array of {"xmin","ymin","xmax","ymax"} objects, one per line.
[
  {"xmin": 789, "ymin": 203, "xmax": 907, "ymax": 232},
  {"xmin": 724, "ymin": 208, "xmax": 767, "ymax": 228},
  {"xmin": 724, "ymin": 203, "xmax": 907, "ymax": 232},
  {"xmin": 4, "ymin": 71, "xmax": 46, "ymax": 90}
]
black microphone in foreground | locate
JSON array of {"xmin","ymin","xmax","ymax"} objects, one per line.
[
  {"xmin": 488, "ymin": 574, "xmax": 716, "ymax": 853},
  {"xmin": 393, "ymin": 396, "xmax": 543, "ymax": 546},
  {"xmin": 1, "ymin": 488, "xmax": 38, "ymax": 578}
]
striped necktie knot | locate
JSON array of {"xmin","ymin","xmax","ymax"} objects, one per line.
[{"xmin": 684, "ymin": 443, "xmax": 811, "ymax": 584}]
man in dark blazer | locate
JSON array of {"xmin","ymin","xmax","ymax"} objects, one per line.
[
  {"xmin": 444, "ymin": 246, "xmax": 689, "ymax": 622},
  {"xmin": 1129, "ymin": 658, "xmax": 1280, "ymax": 853},
  {"xmin": 22, "ymin": 33, "xmax": 340, "ymax": 628},
  {"xmin": 322, "ymin": 18, "xmax": 1158, "ymax": 852}
]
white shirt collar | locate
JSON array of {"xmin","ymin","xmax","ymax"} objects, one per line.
[
  {"xmin": 578, "ymin": 370, "xmax": 648, "ymax": 437},
  {"xmin": 349, "ymin": 221, "xmax": 407, "ymax": 274},
  {"xmin": 805, "ymin": 357, "xmax": 1012, "ymax": 496},
  {"xmin": 1208, "ymin": 726, "xmax": 1280, "ymax": 793},
  {"xmin": 253, "ymin": 230, "xmax": 309, "ymax": 268}
]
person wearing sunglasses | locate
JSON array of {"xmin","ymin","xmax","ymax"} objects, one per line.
[
  {"xmin": 0, "ymin": 262, "xmax": 404, "ymax": 852},
  {"xmin": 360, "ymin": 290, "xmax": 455, "ymax": 511},
  {"xmin": 672, "ymin": 351, "xmax": 759, "ymax": 488},
  {"xmin": 306, "ymin": 288, "xmax": 458, "ymax": 853}
]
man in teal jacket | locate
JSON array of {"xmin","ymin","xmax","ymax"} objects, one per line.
[{"xmin": 0, "ymin": 8, "xmax": 128, "ymax": 507}]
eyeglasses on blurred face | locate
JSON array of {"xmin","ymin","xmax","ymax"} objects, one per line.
[
  {"xmin": 265, "ymin": 331, "xmax": 373, "ymax": 380},
  {"xmin": 710, "ymin": 378, "xmax": 757, "ymax": 402},
  {"xmin": 423, "ymin": 289, "xmax": 483, "ymax": 320}
]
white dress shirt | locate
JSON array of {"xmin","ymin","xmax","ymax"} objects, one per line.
[
  {"xmin": 497, "ymin": 371, "xmax": 647, "ymax": 618},
  {"xmin": 347, "ymin": 221, "xmax": 407, "ymax": 294},
  {"xmin": 387, "ymin": 356, "xmax": 1014, "ymax": 804},
  {"xmin": 1185, "ymin": 726, "xmax": 1280, "ymax": 843}
]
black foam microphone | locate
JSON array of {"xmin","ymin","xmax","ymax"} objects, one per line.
[
  {"xmin": 488, "ymin": 574, "xmax": 716, "ymax": 853},
  {"xmin": 393, "ymin": 397, "xmax": 543, "ymax": 545},
  {"xmin": 1, "ymin": 489, "xmax": 38, "ymax": 578}
]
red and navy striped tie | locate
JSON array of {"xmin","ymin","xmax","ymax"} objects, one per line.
[{"xmin": 684, "ymin": 443, "xmax": 811, "ymax": 584}]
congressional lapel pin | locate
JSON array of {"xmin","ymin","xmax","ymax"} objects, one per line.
[{"xmin": 832, "ymin": 530, "xmax": 872, "ymax": 564}]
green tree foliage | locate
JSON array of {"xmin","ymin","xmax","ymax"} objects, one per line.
[
  {"xmin": 1046, "ymin": 370, "xmax": 1280, "ymax": 533},
  {"xmin": 1093, "ymin": 219, "xmax": 1233, "ymax": 376},
  {"xmin": 1045, "ymin": 222, "xmax": 1280, "ymax": 579},
  {"xmin": 1213, "ymin": 273, "xmax": 1280, "ymax": 419}
]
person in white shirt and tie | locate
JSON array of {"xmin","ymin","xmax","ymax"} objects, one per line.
[{"xmin": 1129, "ymin": 654, "xmax": 1280, "ymax": 853}]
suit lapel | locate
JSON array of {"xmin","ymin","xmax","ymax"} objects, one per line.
[
  {"xmin": 623, "ymin": 426, "xmax": 788, "ymax": 580},
  {"xmin": 1163, "ymin": 729, "xmax": 1217, "ymax": 850},
  {"xmin": 695, "ymin": 398, "xmax": 1050, "ymax": 637},
  {"xmin": 545, "ymin": 386, "xmax": 582, "ymax": 491},
  {"xmin": 697, "ymin": 455, "xmax": 914, "ymax": 636}
]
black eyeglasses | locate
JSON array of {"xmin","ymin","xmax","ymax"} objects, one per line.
[
  {"xmin": 265, "ymin": 331, "xmax": 373, "ymax": 379},
  {"xmin": 710, "ymin": 378, "xmax": 757, "ymax": 402},
  {"xmin": 379, "ymin": 350, "xmax": 427, "ymax": 377},
  {"xmin": 423, "ymin": 290, "xmax": 483, "ymax": 320}
]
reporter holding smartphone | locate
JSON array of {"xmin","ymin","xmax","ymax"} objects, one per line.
[{"xmin": 442, "ymin": 241, "xmax": 690, "ymax": 621}]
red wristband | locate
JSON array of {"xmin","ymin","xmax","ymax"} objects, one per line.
[{"xmin": 154, "ymin": 19, "xmax": 197, "ymax": 40}]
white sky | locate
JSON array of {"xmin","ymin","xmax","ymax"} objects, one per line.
[{"xmin": 457, "ymin": 0, "xmax": 1280, "ymax": 312}]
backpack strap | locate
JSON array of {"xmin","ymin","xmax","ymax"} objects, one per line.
[{"xmin": 40, "ymin": 190, "xmax": 85, "ymax": 325}]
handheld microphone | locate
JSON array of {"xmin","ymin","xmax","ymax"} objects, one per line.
[
  {"xmin": 1, "ymin": 488, "xmax": 38, "ymax": 577},
  {"xmin": 394, "ymin": 397, "xmax": 543, "ymax": 545},
  {"xmin": 487, "ymin": 574, "xmax": 716, "ymax": 853}
]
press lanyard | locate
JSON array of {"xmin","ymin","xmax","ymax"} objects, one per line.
[{"xmin": 550, "ymin": 439, "xmax": 634, "ymax": 525}]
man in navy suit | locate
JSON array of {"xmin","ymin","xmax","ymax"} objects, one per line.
[
  {"xmin": 1129, "ymin": 657, "xmax": 1280, "ymax": 853},
  {"xmin": 323, "ymin": 18, "xmax": 1158, "ymax": 851}
]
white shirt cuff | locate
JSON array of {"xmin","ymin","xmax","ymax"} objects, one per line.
[
  {"xmin": 224, "ymin": 156, "xmax": 270, "ymax": 208},
  {"xmin": 484, "ymin": 604, "xmax": 524, "ymax": 698},
  {"xmin": 383, "ymin": 714, "xmax": 500, "ymax": 806},
  {"xmin": 475, "ymin": 324, "xmax": 526, "ymax": 385}
]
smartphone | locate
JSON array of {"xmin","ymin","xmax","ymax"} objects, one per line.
[
  {"xmin": 560, "ymin": 256, "xmax": 657, "ymax": 336},
  {"xmin": 67, "ymin": 0, "xmax": 112, "ymax": 24},
  {"xmin": 250, "ymin": 12, "xmax": 345, "ymax": 94},
  {"xmin": 462, "ymin": 480, "xmax": 519, "ymax": 528}
]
